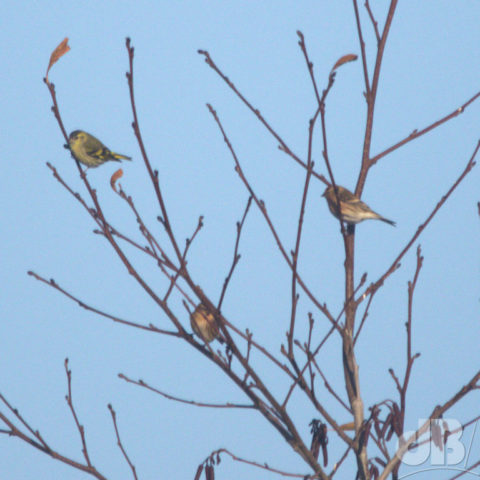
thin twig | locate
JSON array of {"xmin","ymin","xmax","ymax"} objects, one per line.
[
  {"xmin": 125, "ymin": 38, "xmax": 184, "ymax": 266},
  {"xmin": 0, "ymin": 394, "xmax": 107, "ymax": 479},
  {"xmin": 314, "ymin": 361, "xmax": 351, "ymax": 413},
  {"xmin": 108, "ymin": 404, "xmax": 138, "ymax": 480},
  {"xmin": 352, "ymin": 0, "xmax": 370, "ymax": 94},
  {"xmin": 400, "ymin": 246, "xmax": 424, "ymax": 415},
  {"xmin": 297, "ymin": 31, "xmax": 349, "ymax": 238},
  {"xmin": 218, "ymin": 196, "xmax": 252, "ymax": 310},
  {"xmin": 164, "ymin": 215, "xmax": 204, "ymax": 303},
  {"xmin": 356, "ymin": 0, "xmax": 398, "ymax": 197},
  {"xmin": 353, "ymin": 287, "xmax": 374, "ymax": 345},
  {"xmin": 28, "ymin": 271, "xmax": 180, "ymax": 336},
  {"xmin": 288, "ymin": 32, "xmax": 326, "ymax": 358},
  {"xmin": 0, "ymin": 394, "xmax": 49, "ymax": 449},
  {"xmin": 359, "ymin": 141, "xmax": 479, "ymax": 304},
  {"xmin": 295, "ymin": 340, "xmax": 351, "ymax": 413},
  {"xmin": 329, "ymin": 443, "xmax": 353, "ymax": 478},
  {"xmin": 365, "ymin": 0, "xmax": 381, "ymax": 43},
  {"xmin": 448, "ymin": 458, "xmax": 480, "ymax": 480},
  {"xmin": 288, "ymin": 117, "xmax": 317, "ymax": 355},
  {"xmin": 369, "ymin": 91, "xmax": 480, "ymax": 166},
  {"xmin": 64, "ymin": 359, "xmax": 92, "ymax": 467},
  {"xmin": 207, "ymin": 448, "xmax": 309, "ymax": 478},
  {"xmin": 115, "ymin": 183, "xmax": 177, "ymax": 271},
  {"xmin": 198, "ymin": 48, "xmax": 328, "ymax": 185}
]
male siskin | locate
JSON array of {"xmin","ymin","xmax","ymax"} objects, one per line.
[
  {"xmin": 322, "ymin": 185, "xmax": 395, "ymax": 226},
  {"xmin": 67, "ymin": 130, "xmax": 131, "ymax": 168},
  {"xmin": 190, "ymin": 304, "xmax": 219, "ymax": 343}
]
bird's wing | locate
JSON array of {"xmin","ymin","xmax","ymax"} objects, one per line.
[
  {"xmin": 339, "ymin": 190, "xmax": 373, "ymax": 214},
  {"xmin": 338, "ymin": 188, "xmax": 358, "ymax": 202},
  {"xmin": 84, "ymin": 134, "xmax": 106, "ymax": 154},
  {"xmin": 86, "ymin": 146, "xmax": 108, "ymax": 158}
]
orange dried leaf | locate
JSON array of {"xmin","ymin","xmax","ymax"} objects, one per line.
[
  {"xmin": 331, "ymin": 54, "xmax": 358, "ymax": 72},
  {"xmin": 339, "ymin": 422, "xmax": 355, "ymax": 431},
  {"xmin": 110, "ymin": 168, "xmax": 124, "ymax": 192},
  {"xmin": 46, "ymin": 38, "xmax": 71, "ymax": 80}
]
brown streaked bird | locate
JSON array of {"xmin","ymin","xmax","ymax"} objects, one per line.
[
  {"xmin": 322, "ymin": 185, "xmax": 395, "ymax": 226},
  {"xmin": 190, "ymin": 304, "xmax": 219, "ymax": 343}
]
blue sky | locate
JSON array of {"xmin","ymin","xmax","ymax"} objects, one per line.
[{"xmin": 1, "ymin": 2, "xmax": 480, "ymax": 479}]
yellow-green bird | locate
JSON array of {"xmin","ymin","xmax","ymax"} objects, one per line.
[
  {"xmin": 67, "ymin": 130, "xmax": 131, "ymax": 168},
  {"xmin": 322, "ymin": 185, "xmax": 395, "ymax": 226}
]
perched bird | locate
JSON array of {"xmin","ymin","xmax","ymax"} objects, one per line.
[
  {"xmin": 322, "ymin": 185, "xmax": 395, "ymax": 226},
  {"xmin": 67, "ymin": 130, "xmax": 131, "ymax": 168},
  {"xmin": 190, "ymin": 304, "xmax": 219, "ymax": 343}
]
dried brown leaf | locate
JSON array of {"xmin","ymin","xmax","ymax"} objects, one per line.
[
  {"xmin": 46, "ymin": 38, "xmax": 70, "ymax": 81},
  {"xmin": 339, "ymin": 421, "xmax": 355, "ymax": 431},
  {"xmin": 110, "ymin": 168, "xmax": 124, "ymax": 192},
  {"xmin": 331, "ymin": 54, "xmax": 358, "ymax": 72}
]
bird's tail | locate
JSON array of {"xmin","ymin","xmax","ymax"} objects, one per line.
[
  {"xmin": 112, "ymin": 152, "xmax": 132, "ymax": 161},
  {"xmin": 379, "ymin": 216, "xmax": 396, "ymax": 226}
]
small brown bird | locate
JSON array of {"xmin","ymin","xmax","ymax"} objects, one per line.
[
  {"xmin": 190, "ymin": 304, "xmax": 219, "ymax": 343},
  {"xmin": 322, "ymin": 185, "xmax": 395, "ymax": 226}
]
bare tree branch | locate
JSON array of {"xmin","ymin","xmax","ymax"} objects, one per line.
[
  {"xmin": 0, "ymin": 382, "xmax": 108, "ymax": 479},
  {"xmin": 379, "ymin": 370, "xmax": 480, "ymax": 480},
  {"xmin": 217, "ymin": 196, "xmax": 252, "ymax": 311},
  {"xmin": 119, "ymin": 374, "xmax": 255, "ymax": 409},
  {"xmin": 108, "ymin": 405, "xmax": 138, "ymax": 480},
  {"xmin": 359, "ymin": 141, "xmax": 479, "ymax": 305},
  {"xmin": 198, "ymin": 48, "xmax": 329, "ymax": 185},
  {"xmin": 27, "ymin": 271, "xmax": 180, "ymax": 336},
  {"xmin": 370, "ymin": 90, "xmax": 480, "ymax": 166}
]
